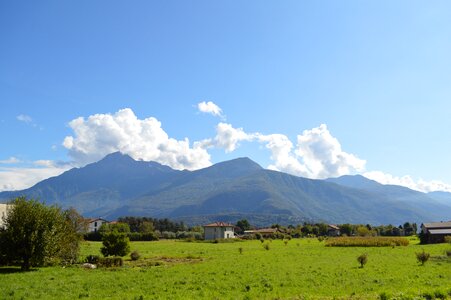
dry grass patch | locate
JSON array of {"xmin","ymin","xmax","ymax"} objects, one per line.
[{"xmin": 325, "ymin": 236, "xmax": 409, "ymax": 247}]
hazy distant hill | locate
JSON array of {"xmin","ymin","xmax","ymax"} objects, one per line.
[
  {"xmin": 1, "ymin": 152, "xmax": 449, "ymax": 226},
  {"xmin": 326, "ymin": 175, "xmax": 451, "ymax": 222}
]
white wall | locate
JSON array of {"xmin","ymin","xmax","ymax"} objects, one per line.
[
  {"xmin": 0, "ymin": 204, "xmax": 10, "ymax": 228},
  {"xmin": 204, "ymin": 226, "xmax": 235, "ymax": 240},
  {"xmin": 88, "ymin": 219, "xmax": 108, "ymax": 232}
]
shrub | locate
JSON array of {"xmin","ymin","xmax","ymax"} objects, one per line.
[
  {"xmin": 263, "ymin": 243, "xmax": 270, "ymax": 251},
  {"xmin": 357, "ymin": 253, "xmax": 368, "ymax": 268},
  {"xmin": 238, "ymin": 247, "xmax": 243, "ymax": 254},
  {"xmin": 284, "ymin": 240, "xmax": 289, "ymax": 246},
  {"xmin": 101, "ymin": 231, "xmax": 130, "ymax": 257},
  {"xmin": 445, "ymin": 236, "xmax": 451, "ymax": 244},
  {"xmin": 379, "ymin": 292, "xmax": 390, "ymax": 300},
  {"xmin": 85, "ymin": 255, "xmax": 100, "ymax": 264},
  {"xmin": 446, "ymin": 250, "xmax": 451, "ymax": 257},
  {"xmin": 97, "ymin": 257, "xmax": 123, "ymax": 268},
  {"xmin": 416, "ymin": 250, "xmax": 430, "ymax": 265},
  {"xmin": 130, "ymin": 250, "xmax": 140, "ymax": 261}
]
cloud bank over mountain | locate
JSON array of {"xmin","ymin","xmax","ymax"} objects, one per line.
[
  {"xmin": 1, "ymin": 101, "xmax": 450, "ymax": 193},
  {"xmin": 62, "ymin": 108, "xmax": 211, "ymax": 170}
]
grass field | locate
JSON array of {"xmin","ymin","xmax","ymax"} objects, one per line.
[{"xmin": 1, "ymin": 238, "xmax": 450, "ymax": 299}]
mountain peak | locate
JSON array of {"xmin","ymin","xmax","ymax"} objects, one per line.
[
  {"xmin": 100, "ymin": 151, "xmax": 135, "ymax": 163},
  {"xmin": 326, "ymin": 174, "xmax": 382, "ymax": 190},
  {"xmin": 213, "ymin": 157, "xmax": 263, "ymax": 170}
]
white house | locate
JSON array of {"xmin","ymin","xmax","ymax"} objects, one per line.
[
  {"xmin": 0, "ymin": 203, "xmax": 10, "ymax": 228},
  {"xmin": 87, "ymin": 218, "xmax": 109, "ymax": 232},
  {"xmin": 203, "ymin": 222, "xmax": 235, "ymax": 240}
]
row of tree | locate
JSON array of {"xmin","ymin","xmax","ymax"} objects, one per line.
[{"xmin": 234, "ymin": 219, "xmax": 418, "ymax": 237}]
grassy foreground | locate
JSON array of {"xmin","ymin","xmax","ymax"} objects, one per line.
[{"xmin": 0, "ymin": 238, "xmax": 450, "ymax": 299}]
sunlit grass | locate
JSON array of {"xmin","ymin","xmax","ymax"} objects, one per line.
[{"xmin": 1, "ymin": 238, "xmax": 450, "ymax": 299}]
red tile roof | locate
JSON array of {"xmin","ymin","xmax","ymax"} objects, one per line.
[{"xmin": 203, "ymin": 222, "xmax": 234, "ymax": 227}]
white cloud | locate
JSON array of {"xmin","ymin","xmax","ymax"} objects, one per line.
[
  {"xmin": 257, "ymin": 133, "xmax": 309, "ymax": 176},
  {"xmin": 63, "ymin": 108, "xmax": 211, "ymax": 170},
  {"xmin": 199, "ymin": 123, "xmax": 254, "ymax": 152},
  {"xmin": 255, "ymin": 124, "xmax": 365, "ymax": 179},
  {"xmin": 0, "ymin": 157, "xmax": 21, "ymax": 164},
  {"xmin": 200, "ymin": 122, "xmax": 365, "ymax": 180},
  {"xmin": 294, "ymin": 124, "xmax": 366, "ymax": 178},
  {"xmin": 16, "ymin": 114, "xmax": 33, "ymax": 123},
  {"xmin": 363, "ymin": 171, "xmax": 451, "ymax": 193},
  {"xmin": 0, "ymin": 165, "xmax": 71, "ymax": 192},
  {"xmin": 197, "ymin": 101, "xmax": 224, "ymax": 118}
]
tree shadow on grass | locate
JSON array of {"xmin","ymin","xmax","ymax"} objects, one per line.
[{"xmin": 0, "ymin": 267, "xmax": 38, "ymax": 274}]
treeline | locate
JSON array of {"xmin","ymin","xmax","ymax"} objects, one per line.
[
  {"xmin": 117, "ymin": 217, "xmax": 187, "ymax": 233},
  {"xmin": 236, "ymin": 220, "xmax": 418, "ymax": 238},
  {"xmin": 84, "ymin": 217, "xmax": 202, "ymax": 241}
]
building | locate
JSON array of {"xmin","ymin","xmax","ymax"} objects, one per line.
[
  {"xmin": 243, "ymin": 228, "xmax": 279, "ymax": 238},
  {"xmin": 421, "ymin": 221, "xmax": 451, "ymax": 243},
  {"xmin": 87, "ymin": 218, "xmax": 109, "ymax": 232},
  {"xmin": 0, "ymin": 203, "xmax": 10, "ymax": 228},
  {"xmin": 327, "ymin": 224, "xmax": 341, "ymax": 236},
  {"xmin": 203, "ymin": 222, "xmax": 235, "ymax": 240}
]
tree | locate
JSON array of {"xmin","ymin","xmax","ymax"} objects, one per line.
[
  {"xmin": 235, "ymin": 219, "xmax": 251, "ymax": 234},
  {"xmin": 0, "ymin": 197, "xmax": 81, "ymax": 271},
  {"xmin": 59, "ymin": 208, "xmax": 86, "ymax": 264},
  {"xmin": 101, "ymin": 231, "xmax": 130, "ymax": 257}
]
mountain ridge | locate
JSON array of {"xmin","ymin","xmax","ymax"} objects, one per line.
[{"xmin": 1, "ymin": 152, "xmax": 450, "ymax": 226}]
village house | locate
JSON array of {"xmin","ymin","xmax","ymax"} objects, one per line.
[
  {"xmin": 421, "ymin": 221, "xmax": 451, "ymax": 243},
  {"xmin": 0, "ymin": 203, "xmax": 10, "ymax": 228},
  {"xmin": 243, "ymin": 228, "xmax": 279, "ymax": 237},
  {"xmin": 203, "ymin": 222, "xmax": 235, "ymax": 240},
  {"xmin": 87, "ymin": 218, "xmax": 109, "ymax": 232},
  {"xmin": 327, "ymin": 224, "xmax": 341, "ymax": 236}
]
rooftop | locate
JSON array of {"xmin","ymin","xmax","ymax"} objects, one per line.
[
  {"xmin": 422, "ymin": 221, "xmax": 451, "ymax": 229},
  {"xmin": 203, "ymin": 222, "xmax": 234, "ymax": 227}
]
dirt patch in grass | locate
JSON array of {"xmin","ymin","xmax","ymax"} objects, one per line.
[{"xmin": 125, "ymin": 255, "xmax": 204, "ymax": 268}]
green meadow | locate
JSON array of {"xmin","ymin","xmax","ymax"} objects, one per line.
[{"xmin": 1, "ymin": 238, "xmax": 450, "ymax": 299}]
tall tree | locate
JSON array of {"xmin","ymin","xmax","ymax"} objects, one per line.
[{"xmin": 0, "ymin": 197, "xmax": 81, "ymax": 270}]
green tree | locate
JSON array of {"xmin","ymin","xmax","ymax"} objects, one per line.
[
  {"xmin": 235, "ymin": 219, "xmax": 251, "ymax": 234},
  {"xmin": 101, "ymin": 231, "xmax": 130, "ymax": 257},
  {"xmin": 59, "ymin": 208, "xmax": 86, "ymax": 264},
  {"xmin": 138, "ymin": 221, "xmax": 154, "ymax": 233},
  {"xmin": 0, "ymin": 197, "xmax": 81, "ymax": 271}
]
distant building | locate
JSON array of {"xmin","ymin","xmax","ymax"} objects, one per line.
[
  {"xmin": 244, "ymin": 228, "xmax": 279, "ymax": 236},
  {"xmin": 203, "ymin": 222, "xmax": 235, "ymax": 240},
  {"xmin": 421, "ymin": 221, "xmax": 451, "ymax": 243},
  {"xmin": 87, "ymin": 218, "xmax": 109, "ymax": 232},
  {"xmin": 0, "ymin": 203, "xmax": 10, "ymax": 228},
  {"xmin": 327, "ymin": 224, "xmax": 341, "ymax": 236}
]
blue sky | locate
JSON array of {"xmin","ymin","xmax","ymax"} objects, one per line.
[{"xmin": 1, "ymin": 1, "xmax": 451, "ymax": 192}]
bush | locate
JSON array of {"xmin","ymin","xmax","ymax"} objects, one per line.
[
  {"xmin": 357, "ymin": 253, "xmax": 368, "ymax": 268},
  {"xmin": 416, "ymin": 250, "xmax": 430, "ymax": 265},
  {"xmin": 101, "ymin": 231, "xmax": 130, "ymax": 257},
  {"xmin": 446, "ymin": 250, "xmax": 451, "ymax": 257},
  {"xmin": 238, "ymin": 247, "xmax": 243, "ymax": 254},
  {"xmin": 161, "ymin": 231, "xmax": 176, "ymax": 239},
  {"xmin": 97, "ymin": 257, "xmax": 123, "ymax": 268},
  {"xmin": 130, "ymin": 250, "xmax": 140, "ymax": 261},
  {"xmin": 445, "ymin": 236, "xmax": 451, "ymax": 244},
  {"xmin": 85, "ymin": 255, "xmax": 100, "ymax": 264},
  {"xmin": 263, "ymin": 243, "xmax": 270, "ymax": 251}
]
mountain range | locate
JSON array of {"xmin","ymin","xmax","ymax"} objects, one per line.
[{"xmin": 1, "ymin": 152, "xmax": 450, "ymax": 226}]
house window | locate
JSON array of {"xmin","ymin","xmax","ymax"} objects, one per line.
[{"xmin": 95, "ymin": 222, "xmax": 97, "ymax": 227}]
